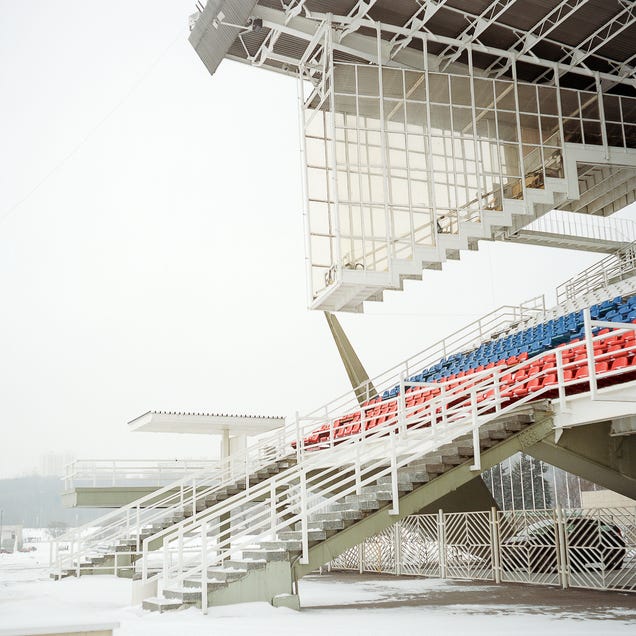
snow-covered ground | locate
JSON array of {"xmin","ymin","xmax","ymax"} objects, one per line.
[{"xmin": 1, "ymin": 541, "xmax": 635, "ymax": 635}]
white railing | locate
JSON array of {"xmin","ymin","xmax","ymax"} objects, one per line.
[
  {"xmin": 50, "ymin": 295, "xmax": 547, "ymax": 577},
  {"xmin": 556, "ymin": 240, "xmax": 636, "ymax": 304},
  {"xmin": 142, "ymin": 314, "xmax": 636, "ymax": 610},
  {"xmin": 62, "ymin": 459, "xmax": 219, "ymax": 490},
  {"xmin": 330, "ymin": 506, "xmax": 636, "ymax": 593},
  {"xmin": 50, "ymin": 427, "xmax": 292, "ymax": 578},
  {"xmin": 525, "ymin": 210, "xmax": 636, "ymax": 245},
  {"xmin": 301, "ymin": 295, "xmax": 546, "ymax": 419}
]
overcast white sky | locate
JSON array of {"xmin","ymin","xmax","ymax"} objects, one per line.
[{"xmin": 0, "ymin": 1, "xmax": 634, "ymax": 478}]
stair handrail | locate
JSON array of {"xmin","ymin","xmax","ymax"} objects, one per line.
[
  {"xmin": 52, "ymin": 263, "xmax": 628, "ymax": 577},
  {"xmin": 556, "ymin": 240, "xmax": 636, "ymax": 304},
  {"xmin": 300, "ymin": 298, "xmax": 546, "ymax": 420},
  {"xmin": 524, "ymin": 210, "xmax": 636, "ymax": 246},
  {"xmin": 51, "ymin": 295, "xmax": 547, "ymax": 576},
  {"xmin": 51, "ymin": 425, "xmax": 294, "ymax": 576},
  {"xmin": 62, "ymin": 458, "xmax": 220, "ymax": 490},
  {"xmin": 145, "ymin": 316, "xmax": 636, "ymax": 599}
]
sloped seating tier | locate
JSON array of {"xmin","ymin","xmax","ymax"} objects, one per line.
[{"xmin": 295, "ymin": 295, "xmax": 636, "ymax": 449}]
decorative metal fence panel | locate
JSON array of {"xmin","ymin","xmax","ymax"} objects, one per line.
[
  {"xmin": 444, "ymin": 511, "xmax": 494, "ymax": 581},
  {"xmin": 498, "ymin": 509, "xmax": 561, "ymax": 587},
  {"xmin": 399, "ymin": 514, "xmax": 441, "ymax": 577},
  {"xmin": 563, "ymin": 507, "xmax": 636, "ymax": 593},
  {"xmin": 328, "ymin": 506, "xmax": 636, "ymax": 593}
]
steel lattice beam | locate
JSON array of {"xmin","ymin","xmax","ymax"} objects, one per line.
[
  {"xmin": 389, "ymin": 0, "xmax": 451, "ymax": 61},
  {"xmin": 486, "ymin": 0, "xmax": 590, "ymax": 78},
  {"xmin": 438, "ymin": 0, "xmax": 634, "ymax": 80},
  {"xmin": 438, "ymin": 0, "xmax": 520, "ymax": 72},
  {"xmin": 535, "ymin": 1, "xmax": 636, "ymax": 83},
  {"xmin": 233, "ymin": 5, "xmax": 636, "ymax": 89}
]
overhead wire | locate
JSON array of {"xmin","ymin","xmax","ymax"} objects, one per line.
[{"xmin": 0, "ymin": 29, "xmax": 185, "ymax": 227}]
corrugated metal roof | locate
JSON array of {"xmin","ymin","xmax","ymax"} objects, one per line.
[{"xmin": 144, "ymin": 410, "xmax": 284, "ymax": 420}]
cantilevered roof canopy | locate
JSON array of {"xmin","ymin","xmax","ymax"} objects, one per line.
[
  {"xmin": 129, "ymin": 411, "xmax": 285, "ymax": 435},
  {"xmin": 189, "ymin": 0, "xmax": 636, "ymax": 94}
]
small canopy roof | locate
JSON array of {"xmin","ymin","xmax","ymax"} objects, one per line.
[{"xmin": 128, "ymin": 411, "xmax": 285, "ymax": 435}]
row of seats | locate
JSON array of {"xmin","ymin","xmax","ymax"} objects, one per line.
[
  {"xmin": 383, "ymin": 295, "xmax": 634, "ymax": 398},
  {"xmin": 294, "ymin": 294, "xmax": 636, "ymax": 450}
]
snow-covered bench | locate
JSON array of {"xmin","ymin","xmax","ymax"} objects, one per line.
[{"xmin": 0, "ymin": 623, "xmax": 119, "ymax": 636}]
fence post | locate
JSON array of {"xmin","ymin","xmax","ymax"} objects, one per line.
[
  {"xmin": 438, "ymin": 509, "xmax": 446, "ymax": 579},
  {"xmin": 491, "ymin": 507, "xmax": 501, "ymax": 584},
  {"xmin": 358, "ymin": 542, "xmax": 364, "ymax": 574},
  {"xmin": 394, "ymin": 522, "xmax": 402, "ymax": 576},
  {"xmin": 556, "ymin": 507, "xmax": 569, "ymax": 589}
]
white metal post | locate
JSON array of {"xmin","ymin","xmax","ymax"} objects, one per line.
[
  {"xmin": 470, "ymin": 388, "xmax": 481, "ymax": 471},
  {"xmin": 583, "ymin": 307, "xmax": 598, "ymax": 399},
  {"xmin": 394, "ymin": 522, "xmax": 402, "ymax": 576},
  {"xmin": 398, "ymin": 374, "xmax": 406, "ymax": 434},
  {"xmin": 299, "ymin": 468, "xmax": 309, "ymax": 565},
  {"xmin": 438, "ymin": 509, "xmax": 446, "ymax": 579},
  {"xmin": 556, "ymin": 507, "xmax": 569, "ymax": 589},
  {"xmin": 494, "ymin": 369, "xmax": 501, "ymax": 413},
  {"xmin": 201, "ymin": 521, "xmax": 208, "ymax": 615},
  {"xmin": 555, "ymin": 347, "xmax": 567, "ymax": 410},
  {"xmin": 389, "ymin": 432, "xmax": 400, "ymax": 516},
  {"xmin": 295, "ymin": 411, "xmax": 302, "ymax": 462},
  {"xmin": 491, "ymin": 508, "xmax": 501, "ymax": 584},
  {"xmin": 270, "ymin": 481, "xmax": 277, "ymax": 531},
  {"xmin": 355, "ymin": 444, "xmax": 362, "ymax": 495}
]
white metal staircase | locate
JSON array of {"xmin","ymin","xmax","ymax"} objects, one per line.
[
  {"xmin": 316, "ymin": 144, "xmax": 636, "ymax": 313},
  {"xmin": 139, "ymin": 308, "xmax": 636, "ymax": 612},
  {"xmin": 51, "ymin": 249, "xmax": 636, "ymax": 584}
]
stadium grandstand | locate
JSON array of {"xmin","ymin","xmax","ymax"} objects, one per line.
[{"xmin": 51, "ymin": 0, "xmax": 635, "ymax": 613}]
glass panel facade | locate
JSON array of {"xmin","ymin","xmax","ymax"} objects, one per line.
[{"xmin": 303, "ymin": 63, "xmax": 636, "ymax": 301}]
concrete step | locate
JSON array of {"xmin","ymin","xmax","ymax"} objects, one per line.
[
  {"xmin": 294, "ymin": 518, "xmax": 345, "ymax": 531},
  {"xmin": 183, "ymin": 577, "xmax": 227, "ymax": 591},
  {"xmin": 142, "ymin": 597, "xmax": 186, "ymax": 613},
  {"xmin": 205, "ymin": 567, "xmax": 248, "ymax": 583},
  {"xmin": 360, "ymin": 485, "xmax": 409, "ymax": 499},
  {"xmin": 259, "ymin": 540, "xmax": 302, "ymax": 552},
  {"xmin": 277, "ymin": 529, "xmax": 326, "ymax": 543},
  {"xmin": 400, "ymin": 470, "xmax": 431, "ymax": 483},
  {"xmin": 312, "ymin": 510, "xmax": 363, "ymax": 522},
  {"xmin": 241, "ymin": 549, "xmax": 289, "ymax": 562},
  {"xmin": 224, "ymin": 559, "xmax": 267, "ymax": 571},
  {"xmin": 163, "ymin": 587, "xmax": 202, "ymax": 603},
  {"xmin": 344, "ymin": 495, "xmax": 382, "ymax": 510},
  {"xmin": 376, "ymin": 474, "xmax": 415, "ymax": 487}
]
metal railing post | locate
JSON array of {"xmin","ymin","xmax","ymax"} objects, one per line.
[
  {"xmin": 201, "ymin": 521, "xmax": 208, "ymax": 614},
  {"xmin": 270, "ymin": 481, "xmax": 277, "ymax": 531},
  {"xmin": 583, "ymin": 308, "xmax": 597, "ymax": 399},
  {"xmin": 299, "ymin": 468, "xmax": 309, "ymax": 565},
  {"xmin": 398, "ymin": 374, "xmax": 406, "ymax": 434},
  {"xmin": 556, "ymin": 347, "xmax": 567, "ymax": 410},
  {"xmin": 389, "ymin": 432, "xmax": 399, "ymax": 516},
  {"xmin": 355, "ymin": 444, "xmax": 362, "ymax": 495},
  {"xmin": 470, "ymin": 388, "xmax": 481, "ymax": 471}
]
